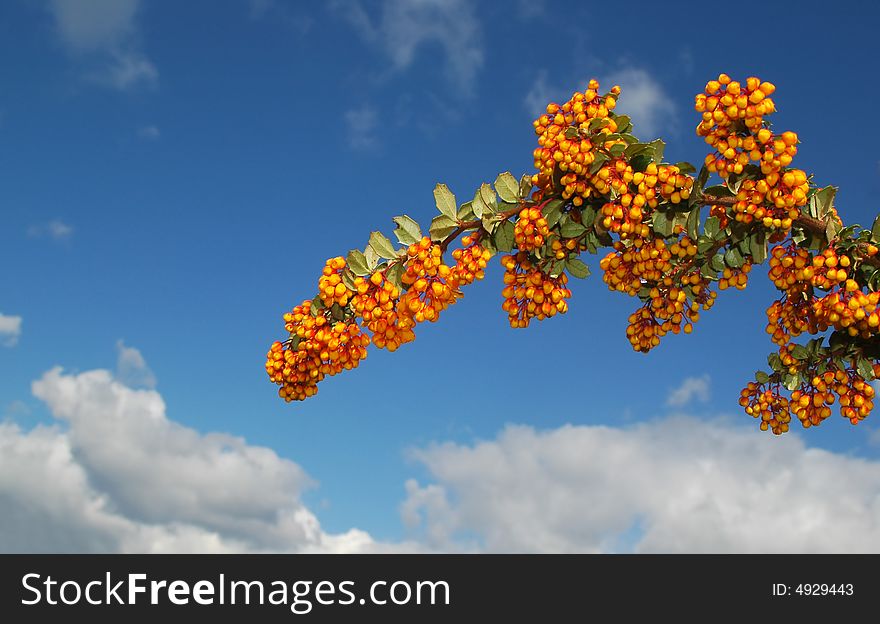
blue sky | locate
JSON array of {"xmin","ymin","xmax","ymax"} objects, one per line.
[{"xmin": 2, "ymin": 0, "xmax": 880, "ymax": 552}]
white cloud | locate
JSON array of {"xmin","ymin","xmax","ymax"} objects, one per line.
[
  {"xmin": 47, "ymin": 0, "xmax": 158, "ymax": 91},
  {"xmin": 0, "ymin": 313, "xmax": 22, "ymax": 347},
  {"xmin": 667, "ymin": 375, "xmax": 710, "ymax": 407},
  {"xmin": 334, "ymin": 0, "xmax": 484, "ymax": 95},
  {"xmin": 0, "ymin": 363, "xmax": 381, "ymax": 553},
  {"xmin": 28, "ymin": 219, "xmax": 74, "ymax": 240},
  {"xmin": 89, "ymin": 50, "xmax": 158, "ymax": 91},
  {"xmin": 344, "ymin": 105, "xmax": 379, "ymax": 149},
  {"xmin": 602, "ymin": 67, "xmax": 677, "ymax": 138},
  {"xmin": 524, "ymin": 66, "xmax": 677, "ymax": 137},
  {"xmin": 49, "ymin": 0, "xmax": 139, "ymax": 51},
  {"xmin": 115, "ymin": 340, "xmax": 156, "ymax": 389},
  {"xmin": 404, "ymin": 417, "xmax": 880, "ymax": 552},
  {"xmin": 137, "ymin": 125, "xmax": 160, "ymax": 140}
]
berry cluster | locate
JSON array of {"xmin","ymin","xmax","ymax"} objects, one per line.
[
  {"xmin": 351, "ymin": 270, "xmax": 415, "ymax": 352},
  {"xmin": 265, "ymin": 299, "xmax": 370, "ymax": 402},
  {"xmin": 400, "ymin": 237, "xmax": 461, "ymax": 324},
  {"xmin": 513, "ymin": 207, "xmax": 550, "ymax": 251},
  {"xmin": 695, "ymin": 75, "xmax": 778, "ymax": 178},
  {"xmin": 740, "ymin": 381, "xmax": 791, "ymax": 434},
  {"xmin": 501, "ymin": 252, "xmax": 571, "ymax": 328},
  {"xmin": 531, "ymin": 79, "xmax": 623, "ymax": 206},
  {"xmin": 451, "ymin": 235, "xmax": 491, "ymax": 285},
  {"xmin": 318, "ymin": 256, "xmax": 353, "ymax": 307},
  {"xmin": 599, "ymin": 237, "xmax": 674, "ymax": 296}
]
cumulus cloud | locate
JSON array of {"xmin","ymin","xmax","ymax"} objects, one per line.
[
  {"xmin": 115, "ymin": 340, "xmax": 156, "ymax": 389},
  {"xmin": 403, "ymin": 417, "xmax": 880, "ymax": 552},
  {"xmin": 0, "ymin": 363, "xmax": 381, "ymax": 553},
  {"xmin": 667, "ymin": 375, "xmax": 711, "ymax": 407},
  {"xmin": 344, "ymin": 105, "xmax": 379, "ymax": 149},
  {"xmin": 524, "ymin": 66, "xmax": 677, "ymax": 137},
  {"xmin": 47, "ymin": 0, "xmax": 157, "ymax": 91},
  {"xmin": 334, "ymin": 0, "xmax": 484, "ymax": 95},
  {"xmin": 0, "ymin": 313, "xmax": 22, "ymax": 346}
]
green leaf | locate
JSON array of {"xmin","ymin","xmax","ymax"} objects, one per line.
[
  {"xmin": 341, "ymin": 267, "xmax": 357, "ymax": 290},
  {"xmin": 519, "ymin": 174, "xmax": 534, "ymax": 200},
  {"xmin": 368, "ymin": 231, "xmax": 398, "ymax": 260},
  {"xmin": 674, "ymin": 161, "xmax": 697, "ymax": 174},
  {"xmin": 724, "ymin": 247, "xmax": 744, "ymax": 269},
  {"xmin": 310, "ymin": 296, "xmax": 324, "ymax": 317},
  {"xmin": 704, "ymin": 216, "xmax": 721, "ymax": 239},
  {"xmin": 702, "ymin": 185, "xmax": 734, "ymax": 199},
  {"xmin": 495, "ymin": 172, "xmax": 520, "ymax": 203},
  {"xmin": 697, "ymin": 236, "xmax": 715, "ymax": 254},
  {"xmin": 624, "ymin": 142, "xmax": 652, "ymax": 159},
  {"xmin": 700, "ymin": 263, "xmax": 716, "ymax": 280},
  {"xmin": 790, "ymin": 344, "xmax": 809, "ymax": 360},
  {"xmin": 494, "ymin": 220, "xmax": 515, "ymax": 252},
  {"xmin": 652, "ymin": 211, "xmax": 673, "ymax": 237},
  {"xmin": 481, "ymin": 214, "xmax": 497, "ymax": 234},
  {"xmin": 566, "ymin": 258, "xmax": 590, "ymax": 279},
  {"xmin": 346, "ymin": 249, "xmax": 370, "ymax": 276},
  {"xmin": 871, "ymin": 215, "xmax": 880, "ymax": 244},
  {"xmin": 385, "ymin": 261, "xmax": 404, "ymax": 291},
  {"xmin": 542, "ymin": 198, "xmax": 565, "ymax": 228},
  {"xmin": 612, "ymin": 114, "xmax": 631, "ymax": 133},
  {"xmin": 564, "ymin": 127, "xmax": 579, "ymax": 139},
  {"xmin": 589, "ymin": 117, "xmax": 611, "ymax": 132},
  {"xmin": 330, "ymin": 303, "xmax": 345, "ymax": 321},
  {"xmin": 811, "ymin": 186, "xmax": 837, "ymax": 219},
  {"xmin": 457, "ymin": 200, "xmax": 475, "ymax": 221},
  {"xmin": 548, "ymin": 260, "xmax": 566, "ymax": 278},
  {"xmin": 686, "ymin": 207, "xmax": 700, "ymax": 240},
  {"xmin": 433, "ymin": 183, "xmax": 458, "ymax": 220},
  {"xmin": 782, "ymin": 372, "xmax": 800, "ymax": 391},
  {"xmin": 429, "ymin": 214, "xmax": 458, "ymax": 241},
  {"xmin": 581, "ymin": 205, "xmax": 597, "ymax": 228},
  {"xmin": 755, "ymin": 371, "xmax": 770, "ymax": 384},
  {"xmin": 392, "ymin": 215, "xmax": 422, "ymax": 246},
  {"xmin": 857, "ymin": 357, "xmax": 875, "ymax": 381},
  {"xmin": 696, "ymin": 165, "xmax": 710, "ymax": 191},
  {"xmin": 825, "ymin": 217, "xmax": 842, "ymax": 243},
  {"xmin": 649, "ymin": 139, "xmax": 665, "ymax": 163},
  {"xmin": 472, "ymin": 186, "xmax": 493, "ymax": 219},
  {"xmin": 589, "ymin": 153, "xmax": 609, "ymax": 174},
  {"xmin": 364, "ymin": 245, "xmax": 379, "ymax": 271},
  {"xmin": 560, "ymin": 220, "xmax": 587, "ymax": 238},
  {"xmin": 749, "ymin": 231, "xmax": 767, "ymax": 264},
  {"xmin": 609, "ymin": 143, "xmax": 626, "ymax": 158},
  {"xmin": 768, "ymin": 352, "xmax": 783, "ymax": 372},
  {"xmin": 709, "ymin": 254, "xmax": 725, "ymax": 272},
  {"xmin": 479, "ymin": 183, "xmax": 497, "ymax": 212}
]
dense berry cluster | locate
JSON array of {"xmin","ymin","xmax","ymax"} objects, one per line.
[
  {"xmin": 265, "ymin": 299, "xmax": 370, "ymax": 402},
  {"xmin": 600, "ymin": 237, "xmax": 674, "ymax": 296},
  {"xmin": 451, "ymin": 235, "xmax": 491, "ymax": 285},
  {"xmin": 317, "ymin": 256, "xmax": 353, "ymax": 307},
  {"xmin": 400, "ymin": 237, "xmax": 461, "ymax": 324},
  {"xmin": 513, "ymin": 207, "xmax": 549, "ymax": 251},
  {"xmin": 695, "ymin": 75, "xmax": 778, "ymax": 177},
  {"xmin": 501, "ymin": 252, "xmax": 571, "ymax": 328},
  {"xmin": 531, "ymin": 79, "xmax": 623, "ymax": 206},
  {"xmin": 352, "ymin": 270, "xmax": 415, "ymax": 352},
  {"xmin": 740, "ymin": 381, "xmax": 791, "ymax": 434}
]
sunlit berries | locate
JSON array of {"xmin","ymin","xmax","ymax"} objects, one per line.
[{"xmin": 500, "ymin": 252, "xmax": 571, "ymax": 328}]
